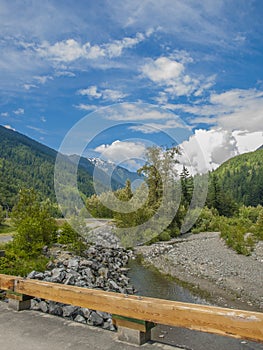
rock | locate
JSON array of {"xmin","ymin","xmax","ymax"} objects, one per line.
[
  {"xmin": 62, "ymin": 305, "xmax": 79, "ymax": 318},
  {"xmin": 88, "ymin": 311, "xmax": 104, "ymax": 326},
  {"xmin": 39, "ymin": 301, "xmax": 48, "ymax": 313},
  {"xmin": 68, "ymin": 259, "xmax": 79, "ymax": 269},
  {"xmin": 49, "ymin": 302, "xmax": 63, "ymax": 316},
  {"xmin": 27, "ymin": 244, "xmax": 135, "ymax": 330},
  {"xmin": 27, "ymin": 271, "xmax": 37, "ymax": 279},
  {"xmin": 50, "ymin": 268, "xmax": 66, "ymax": 283},
  {"xmin": 74, "ymin": 315, "xmax": 86, "ymax": 324}
]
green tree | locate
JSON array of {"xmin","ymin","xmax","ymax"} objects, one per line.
[
  {"xmin": 180, "ymin": 165, "xmax": 193, "ymax": 206},
  {"xmin": 0, "ymin": 205, "xmax": 5, "ymax": 225},
  {"xmin": 207, "ymin": 173, "xmax": 237, "ymax": 217},
  {"xmin": 11, "ymin": 188, "xmax": 58, "ymax": 256}
]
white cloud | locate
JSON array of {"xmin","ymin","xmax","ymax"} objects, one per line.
[
  {"xmin": 4, "ymin": 125, "xmax": 15, "ymax": 131},
  {"xmin": 105, "ymin": 103, "xmax": 176, "ymax": 121},
  {"xmin": 102, "ymin": 89, "xmax": 127, "ymax": 101},
  {"xmin": 23, "ymin": 83, "xmax": 37, "ymax": 90},
  {"xmin": 172, "ymin": 88, "xmax": 263, "ymax": 133},
  {"xmin": 129, "ymin": 119, "xmax": 186, "ymax": 134},
  {"xmin": 78, "ymin": 86, "xmax": 102, "ymax": 98},
  {"xmin": 55, "ymin": 70, "xmax": 76, "ymax": 77},
  {"xmin": 141, "ymin": 56, "xmax": 215, "ymax": 97},
  {"xmin": 33, "ymin": 75, "xmax": 53, "ymax": 84},
  {"xmin": 13, "ymin": 108, "xmax": 24, "ymax": 115},
  {"xmin": 142, "ymin": 57, "xmax": 184, "ymax": 83},
  {"xmin": 178, "ymin": 128, "xmax": 263, "ymax": 174},
  {"xmin": 35, "ymin": 31, "xmax": 150, "ymax": 63},
  {"xmin": 1, "ymin": 112, "xmax": 9, "ymax": 117},
  {"xmin": 74, "ymin": 103, "xmax": 98, "ymax": 111},
  {"xmin": 26, "ymin": 125, "xmax": 47, "ymax": 134},
  {"xmin": 95, "ymin": 140, "xmax": 146, "ymax": 165},
  {"xmin": 41, "ymin": 116, "xmax": 46, "ymax": 122},
  {"xmin": 77, "ymin": 85, "xmax": 127, "ymax": 101}
]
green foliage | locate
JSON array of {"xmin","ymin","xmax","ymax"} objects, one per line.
[
  {"xmin": 0, "ymin": 125, "xmax": 95, "ymax": 209},
  {"xmin": 86, "ymin": 193, "xmax": 114, "ymax": 218},
  {"xmin": 206, "ymin": 173, "xmax": 238, "ymax": 217},
  {"xmin": 57, "ymin": 222, "xmax": 86, "ymax": 255},
  {"xmin": 180, "ymin": 166, "xmax": 194, "ymax": 206},
  {"xmin": 0, "ymin": 243, "xmax": 49, "ymax": 276},
  {"xmin": 214, "ymin": 149, "xmax": 263, "ymax": 206},
  {"xmin": 238, "ymin": 205, "xmax": 263, "ymax": 223},
  {"xmin": 191, "ymin": 207, "xmax": 220, "ymax": 233},
  {"xmin": 158, "ymin": 230, "xmax": 171, "ymax": 241},
  {"xmin": 251, "ymin": 210, "xmax": 263, "ymax": 240},
  {"xmin": 219, "ymin": 217, "xmax": 255, "ymax": 256},
  {"xmin": 11, "ymin": 188, "xmax": 58, "ymax": 256},
  {"xmin": 0, "ymin": 205, "xmax": 5, "ymax": 225}
]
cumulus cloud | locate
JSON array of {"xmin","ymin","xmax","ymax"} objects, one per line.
[
  {"xmin": 178, "ymin": 128, "xmax": 263, "ymax": 174},
  {"xmin": 95, "ymin": 140, "xmax": 146, "ymax": 165},
  {"xmin": 141, "ymin": 56, "xmax": 215, "ymax": 97},
  {"xmin": 171, "ymin": 88, "xmax": 263, "ymax": 133},
  {"xmin": 78, "ymin": 86, "xmax": 102, "ymax": 98},
  {"xmin": 35, "ymin": 31, "xmax": 150, "ymax": 63},
  {"xmin": 1, "ymin": 112, "xmax": 9, "ymax": 117},
  {"xmin": 13, "ymin": 108, "xmax": 24, "ymax": 115}
]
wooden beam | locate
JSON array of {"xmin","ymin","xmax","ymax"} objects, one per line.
[
  {"xmin": 0, "ymin": 274, "xmax": 19, "ymax": 291},
  {"xmin": 15, "ymin": 278, "xmax": 263, "ymax": 343}
]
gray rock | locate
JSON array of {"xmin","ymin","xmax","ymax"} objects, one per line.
[
  {"xmin": 88, "ymin": 311, "xmax": 104, "ymax": 326},
  {"xmin": 74, "ymin": 315, "xmax": 86, "ymax": 324},
  {"xmin": 39, "ymin": 301, "xmax": 48, "ymax": 313},
  {"xmin": 62, "ymin": 305, "xmax": 79, "ymax": 318}
]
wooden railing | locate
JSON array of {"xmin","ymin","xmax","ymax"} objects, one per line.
[{"xmin": 0, "ymin": 273, "xmax": 263, "ymax": 343}]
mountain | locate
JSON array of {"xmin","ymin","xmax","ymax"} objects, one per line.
[
  {"xmin": 214, "ymin": 148, "xmax": 263, "ymax": 206},
  {"xmin": 87, "ymin": 157, "xmax": 142, "ymax": 189},
  {"xmin": 0, "ymin": 125, "xmax": 95, "ymax": 208},
  {"xmin": 0, "ymin": 126, "xmax": 140, "ymax": 209}
]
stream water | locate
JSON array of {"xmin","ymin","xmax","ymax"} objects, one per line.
[{"xmin": 127, "ymin": 257, "xmax": 263, "ymax": 350}]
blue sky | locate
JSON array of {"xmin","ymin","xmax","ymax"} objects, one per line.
[{"xmin": 1, "ymin": 0, "xmax": 263, "ymax": 172}]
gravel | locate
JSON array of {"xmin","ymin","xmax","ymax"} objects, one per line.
[{"xmin": 136, "ymin": 232, "xmax": 263, "ymax": 311}]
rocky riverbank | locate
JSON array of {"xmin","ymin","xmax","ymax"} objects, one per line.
[
  {"xmin": 25, "ymin": 244, "xmax": 135, "ymax": 330},
  {"xmin": 136, "ymin": 232, "xmax": 263, "ymax": 311}
]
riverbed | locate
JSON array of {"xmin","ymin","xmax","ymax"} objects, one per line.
[{"xmin": 127, "ymin": 256, "xmax": 263, "ymax": 350}]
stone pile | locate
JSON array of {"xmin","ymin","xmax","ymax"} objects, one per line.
[{"xmin": 27, "ymin": 244, "xmax": 135, "ymax": 330}]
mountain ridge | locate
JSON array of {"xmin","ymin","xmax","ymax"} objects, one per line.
[{"xmin": 0, "ymin": 125, "xmax": 139, "ymax": 208}]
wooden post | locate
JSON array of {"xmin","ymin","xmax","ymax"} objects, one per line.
[
  {"xmin": 112, "ymin": 315, "xmax": 155, "ymax": 345},
  {"xmin": 6, "ymin": 290, "xmax": 33, "ymax": 311}
]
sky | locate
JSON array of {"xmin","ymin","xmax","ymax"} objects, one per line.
[{"xmin": 1, "ymin": 0, "xmax": 263, "ymax": 173}]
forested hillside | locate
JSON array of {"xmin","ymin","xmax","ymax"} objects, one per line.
[
  {"xmin": 214, "ymin": 148, "xmax": 263, "ymax": 206},
  {"xmin": 0, "ymin": 126, "xmax": 141, "ymax": 209},
  {"xmin": 0, "ymin": 126, "xmax": 94, "ymax": 208}
]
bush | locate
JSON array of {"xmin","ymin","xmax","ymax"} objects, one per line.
[
  {"xmin": 57, "ymin": 223, "xmax": 86, "ymax": 254},
  {"xmin": 159, "ymin": 230, "xmax": 171, "ymax": 241},
  {"xmin": 11, "ymin": 189, "xmax": 58, "ymax": 256},
  {"xmin": 0, "ymin": 205, "xmax": 5, "ymax": 225},
  {"xmin": 191, "ymin": 207, "xmax": 220, "ymax": 233}
]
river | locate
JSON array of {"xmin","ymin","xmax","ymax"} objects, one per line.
[{"xmin": 127, "ymin": 257, "xmax": 263, "ymax": 350}]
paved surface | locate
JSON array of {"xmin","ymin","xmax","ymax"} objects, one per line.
[
  {"xmin": 0, "ymin": 234, "xmax": 13, "ymax": 243},
  {"xmin": 0, "ymin": 302, "xmax": 182, "ymax": 350}
]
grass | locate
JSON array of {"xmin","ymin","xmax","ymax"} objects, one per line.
[{"xmin": 0, "ymin": 219, "xmax": 17, "ymax": 235}]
